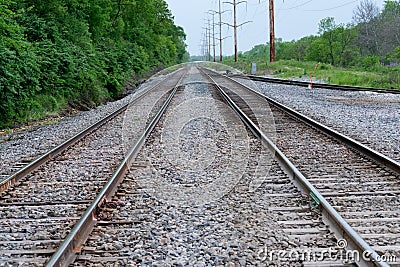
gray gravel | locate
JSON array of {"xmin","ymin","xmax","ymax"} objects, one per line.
[
  {"xmin": 262, "ymin": 91, "xmax": 400, "ymax": 263},
  {"xmin": 255, "ymin": 82, "xmax": 400, "ymax": 161},
  {"xmin": 0, "ymin": 99, "xmax": 126, "ymax": 177},
  {"xmin": 0, "ymin": 111, "xmax": 126, "ymax": 264},
  {"xmin": 0, "ymin": 69, "xmax": 181, "ymax": 265},
  {"xmin": 0, "ymin": 74, "xmax": 169, "ymax": 177},
  {"xmin": 73, "ymin": 67, "xmax": 344, "ymax": 267}
]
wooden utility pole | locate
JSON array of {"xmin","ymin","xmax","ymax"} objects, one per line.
[
  {"xmin": 202, "ymin": 20, "xmax": 211, "ymax": 61},
  {"xmin": 204, "ymin": 30, "xmax": 208, "ymax": 60},
  {"xmin": 233, "ymin": 0, "xmax": 238, "ymax": 62},
  {"xmin": 212, "ymin": 14, "xmax": 216, "ymax": 61},
  {"xmin": 224, "ymin": 0, "xmax": 251, "ymax": 62},
  {"xmin": 218, "ymin": 0, "xmax": 223, "ymax": 61},
  {"xmin": 269, "ymin": 0, "xmax": 276, "ymax": 62},
  {"xmin": 208, "ymin": 11, "xmax": 217, "ymax": 62},
  {"xmin": 210, "ymin": 1, "xmax": 228, "ymax": 62},
  {"xmin": 201, "ymin": 30, "xmax": 207, "ymax": 60},
  {"xmin": 207, "ymin": 19, "xmax": 212, "ymax": 61}
]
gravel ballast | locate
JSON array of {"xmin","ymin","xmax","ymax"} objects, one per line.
[
  {"xmin": 0, "ymin": 75, "xmax": 167, "ymax": 177},
  {"xmin": 255, "ymin": 81, "xmax": 400, "ymax": 161},
  {"xmin": 73, "ymin": 67, "xmax": 343, "ymax": 267}
]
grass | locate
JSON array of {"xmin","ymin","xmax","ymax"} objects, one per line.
[{"xmin": 224, "ymin": 59, "xmax": 400, "ymax": 89}]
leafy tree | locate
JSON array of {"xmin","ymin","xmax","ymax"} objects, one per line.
[
  {"xmin": 377, "ymin": 0, "xmax": 400, "ymax": 55},
  {"xmin": 0, "ymin": 0, "xmax": 188, "ymax": 127},
  {"xmin": 353, "ymin": 0, "xmax": 400, "ymax": 57},
  {"xmin": 306, "ymin": 38, "xmax": 330, "ymax": 63},
  {"xmin": 318, "ymin": 17, "xmax": 337, "ymax": 65}
]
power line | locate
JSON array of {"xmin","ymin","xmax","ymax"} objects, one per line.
[
  {"xmin": 205, "ymin": 0, "xmax": 231, "ymax": 61},
  {"xmin": 277, "ymin": 0, "xmax": 313, "ymax": 11},
  {"xmin": 304, "ymin": 0, "xmax": 359, "ymax": 12}
]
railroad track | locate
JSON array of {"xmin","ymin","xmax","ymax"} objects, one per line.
[
  {"xmin": 242, "ymin": 75, "xmax": 400, "ymax": 94},
  {"xmin": 0, "ymin": 68, "xmax": 187, "ymax": 265},
  {"xmin": 68, "ymin": 66, "xmax": 353, "ymax": 266},
  {"xmin": 1, "ymin": 64, "xmax": 398, "ymax": 266},
  {"xmin": 206, "ymin": 68, "xmax": 399, "ymax": 266},
  {"xmin": 250, "ymin": 75, "xmax": 400, "ymax": 165},
  {"xmin": 0, "ymin": 69, "xmax": 174, "ymax": 195}
]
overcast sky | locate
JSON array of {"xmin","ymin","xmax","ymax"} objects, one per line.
[{"xmin": 164, "ymin": 0, "xmax": 386, "ymax": 56}]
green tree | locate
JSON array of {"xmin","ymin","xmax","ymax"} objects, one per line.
[
  {"xmin": 318, "ymin": 17, "xmax": 337, "ymax": 65},
  {"xmin": 306, "ymin": 38, "xmax": 330, "ymax": 63},
  {"xmin": 0, "ymin": 0, "xmax": 188, "ymax": 127}
]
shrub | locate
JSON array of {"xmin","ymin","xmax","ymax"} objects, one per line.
[{"xmin": 361, "ymin": 56, "xmax": 380, "ymax": 70}]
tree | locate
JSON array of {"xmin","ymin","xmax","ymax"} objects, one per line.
[
  {"xmin": 353, "ymin": 0, "xmax": 380, "ymax": 23},
  {"xmin": 377, "ymin": 0, "xmax": 400, "ymax": 55},
  {"xmin": 306, "ymin": 38, "xmax": 330, "ymax": 63},
  {"xmin": 318, "ymin": 17, "xmax": 337, "ymax": 65},
  {"xmin": 334, "ymin": 24, "xmax": 357, "ymax": 66},
  {"xmin": 293, "ymin": 36, "xmax": 317, "ymax": 61},
  {"xmin": 0, "ymin": 0, "xmax": 188, "ymax": 127},
  {"xmin": 352, "ymin": 0, "xmax": 380, "ymax": 55}
]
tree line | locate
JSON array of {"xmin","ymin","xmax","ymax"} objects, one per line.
[
  {"xmin": 0, "ymin": 0, "xmax": 188, "ymax": 128},
  {"xmin": 234, "ymin": 0, "xmax": 400, "ymax": 69}
]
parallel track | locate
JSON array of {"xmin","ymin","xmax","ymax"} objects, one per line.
[
  {"xmin": 69, "ymin": 66, "xmax": 398, "ymax": 266},
  {"xmin": 72, "ymin": 66, "xmax": 348, "ymax": 266},
  {"xmin": 0, "ymin": 69, "xmax": 186, "ymax": 266},
  {"xmin": 1, "ymin": 65, "xmax": 398, "ymax": 266},
  {"xmin": 0, "ymin": 70, "xmax": 179, "ymax": 195},
  {"xmin": 47, "ymin": 69, "xmax": 187, "ymax": 266},
  {"xmin": 202, "ymin": 68, "xmax": 399, "ymax": 266},
  {"xmin": 243, "ymin": 75, "xmax": 400, "ymax": 94}
]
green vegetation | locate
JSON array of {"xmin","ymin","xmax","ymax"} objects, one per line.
[
  {"xmin": 0, "ymin": 0, "xmax": 188, "ymax": 128},
  {"xmin": 227, "ymin": 60, "xmax": 399, "ymax": 89},
  {"xmin": 223, "ymin": 0, "xmax": 399, "ymax": 89}
]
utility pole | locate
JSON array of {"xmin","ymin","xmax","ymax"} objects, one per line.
[
  {"xmin": 224, "ymin": 0, "xmax": 251, "ymax": 62},
  {"xmin": 212, "ymin": 14, "xmax": 216, "ymax": 62},
  {"xmin": 233, "ymin": 0, "xmax": 238, "ymax": 62},
  {"xmin": 207, "ymin": 19, "xmax": 212, "ymax": 61},
  {"xmin": 203, "ymin": 30, "xmax": 207, "ymax": 60},
  {"xmin": 218, "ymin": 0, "xmax": 222, "ymax": 62},
  {"xmin": 200, "ymin": 31, "xmax": 207, "ymax": 61},
  {"xmin": 203, "ymin": 31, "xmax": 207, "ymax": 61},
  {"xmin": 269, "ymin": 0, "xmax": 275, "ymax": 62},
  {"xmin": 210, "ymin": 1, "xmax": 229, "ymax": 62},
  {"xmin": 218, "ymin": 0, "xmax": 223, "ymax": 61},
  {"xmin": 202, "ymin": 20, "xmax": 211, "ymax": 61},
  {"xmin": 208, "ymin": 11, "xmax": 218, "ymax": 62}
]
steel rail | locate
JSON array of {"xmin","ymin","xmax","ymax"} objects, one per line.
[
  {"xmin": 241, "ymin": 74, "xmax": 400, "ymax": 94},
  {"xmin": 230, "ymin": 74, "xmax": 400, "ymax": 174},
  {"xmin": 46, "ymin": 70, "xmax": 186, "ymax": 266},
  {"xmin": 0, "ymin": 74, "xmax": 172, "ymax": 195},
  {"xmin": 200, "ymin": 67, "xmax": 390, "ymax": 267},
  {"xmin": 0, "ymin": 106, "xmax": 127, "ymax": 194}
]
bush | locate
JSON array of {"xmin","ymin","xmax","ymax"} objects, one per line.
[
  {"xmin": 361, "ymin": 56, "xmax": 380, "ymax": 70},
  {"xmin": 394, "ymin": 46, "xmax": 400, "ymax": 60}
]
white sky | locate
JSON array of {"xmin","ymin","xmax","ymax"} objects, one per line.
[{"xmin": 164, "ymin": 0, "xmax": 386, "ymax": 56}]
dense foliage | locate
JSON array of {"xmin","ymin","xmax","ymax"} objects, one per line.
[
  {"xmin": 0, "ymin": 0, "xmax": 188, "ymax": 128},
  {"xmin": 224, "ymin": 0, "xmax": 399, "ymax": 85},
  {"xmin": 235, "ymin": 0, "xmax": 400, "ymax": 66}
]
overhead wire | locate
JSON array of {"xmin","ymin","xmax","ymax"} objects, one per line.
[
  {"xmin": 277, "ymin": 0, "xmax": 313, "ymax": 11},
  {"xmin": 304, "ymin": 0, "xmax": 360, "ymax": 11}
]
